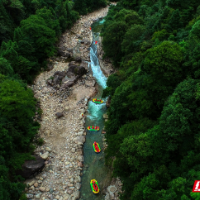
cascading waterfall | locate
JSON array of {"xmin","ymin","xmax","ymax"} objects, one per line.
[
  {"xmin": 79, "ymin": 20, "xmax": 111, "ymax": 200},
  {"xmin": 90, "ymin": 39, "xmax": 107, "ymax": 89}
]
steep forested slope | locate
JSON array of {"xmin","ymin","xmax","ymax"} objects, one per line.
[
  {"xmin": 101, "ymin": 0, "xmax": 200, "ymax": 199},
  {"xmin": 0, "ymin": 0, "xmax": 107, "ymax": 199}
]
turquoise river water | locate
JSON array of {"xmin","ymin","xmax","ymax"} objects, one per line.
[{"xmin": 79, "ymin": 20, "xmax": 111, "ymax": 200}]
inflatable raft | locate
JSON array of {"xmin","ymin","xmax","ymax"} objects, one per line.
[
  {"xmin": 93, "ymin": 141, "xmax": 101, "ymax": 153},
  {"xmin": 90, "ymin": 179, "xmax": 100, "ymax": 194},
  {"xmin": 87, "ymin": 126, "xmax": 99, "ymax": 131},
  {"xmin": 92, "ymin": 98, "xmax": 104, "ymax": 104}
]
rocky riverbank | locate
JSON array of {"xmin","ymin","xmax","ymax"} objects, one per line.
[{"xmin": 24, "ymin": 3, "xmax": 122, "ymax": 200}]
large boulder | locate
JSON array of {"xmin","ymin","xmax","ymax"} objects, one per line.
[
  {"xmin": 57, "ymin": 47, "xmax": 71, "ymax": 57},
  {"xmin": 74, "ymin": 136, "xmax": 85, "ymax": 144},
  {"xmin": 53, "ymin": 75, "xmax": 60, "ymax": 85},
  {"xmin": 52, "ymin": 71, "xmax": 67, "ymax": 86},
  {"xmin": 85, "ymin": 80, "xmax": 95, "ymax": 87},
  {"xmin": 46, "ymin": 79, "xmax": 53, "ymax": 86},
  {"xmin": 54, "ymin": 71, "xmax": 66, "ymax": 77},
  {"xmin": 71, "ymin": 191, "xmax": 80, "ymax": 200},
  {"xmin": 17, "ymin": 155, "xmax": 45, "ymax": 179},
  {"xmin": 107, "ymin": 185, "xmax": 117, "ymax": 200},
  {"xmin": 55, "ymin": 112, "xmax": 64, "ymax": 118},
  {"xmin": 68, "ymin": 64, "xmax": 87, "ymax": 77},
  {"xmin": 80, "ymin": 61, "xmax": 88, "ymax": 70},
  {"xmin": 61, "ymin": 76, "xmax": 78, "ymax": 89},
  {"xmin": 74, "ymin": 57, "xmax": 82, "ymax": 62}
]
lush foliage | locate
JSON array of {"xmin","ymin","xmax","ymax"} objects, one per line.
[
  {"xmin": 102, "ymin": 0, "xmax": 200, "ymax": 199},
  {"xmin": 0, "ymin": 0, "xmax": 79, "ymax": 82},
  {"xmin": 74, "ymin": 0, "xmax": 107, "ymax": 15},
  {"xmin": 0, "ymin": 75, "xmax": 39, "ymax": 200}
]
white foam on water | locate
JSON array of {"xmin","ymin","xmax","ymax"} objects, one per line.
[
  {"xmin": 99, "ymin": 19, "xmax": 105, "ymax": 24},
  {"xmin": 87, "ymin": 101, "xmax": 105, "ymax": 120},
  {"xmin": 86, "ymin": 41, "xmax": 108, "ymax": 120},
  {"xmin": 90, "ymin": 46, "xmax": 107, "ymax": 89}
]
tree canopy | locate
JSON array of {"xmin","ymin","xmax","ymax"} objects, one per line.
[{"xmin": 101, "ymin": 0, "xmax": 200, "ymax": 199}]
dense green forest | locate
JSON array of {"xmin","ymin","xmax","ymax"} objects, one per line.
[
  {"xmin": 74, "ymin": 0, "xmax": 107, "ymax": 15},
  {"xmin": 0, "ymin": 0, "xmax": 107, "ymax": 199},
  {"xmin": 102, "ymin": 0, "xmax": 200, "ymax": 199}
]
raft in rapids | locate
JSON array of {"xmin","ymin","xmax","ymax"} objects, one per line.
[{"xmin": 92, "ymin": 98, "xmax": 104, "ymax": 104}]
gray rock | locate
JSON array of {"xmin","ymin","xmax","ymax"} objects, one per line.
[
  {"xmin": 67, "ymin": 48, "xmax": 73, "ymax": 53},
  {"xmin": 35, "ymin": 193, "xmax": 41, "ymax": 199},
  {"xmin": 67, "ymin": 189, "xmax": 73, "ymax": 194},
  {"xmin": 54, "ymin": 71, "xmax": 66, "ymax": 78},
  {"xmin": 55, "ymin": 112, "xmax": 64, "ymax": 118},
  {"xmin": 45, "ymin": 147, "xmax": 51, "ymax": 152},
  {"xmin": 74, "ymin": 136, "xmax": 85, "ymax": 144},
  {"xmin": 78, "ymin": 155, "xmax": 84, "ymax": 162},
  {"xmin": 30, "ymin": 186, "xmax": 35, "ymax": 191},
  {"xmin": 107, "ymin": 185, "xmax": 117, "ymax": 199},
  {"xmin": 61, "ymin": 75, "xmax": 70, "ymax": 84},
  {"xmin": 80, "ymin": 39, "xmax": 90, "ymax": 45},
  {"xmin": 105, "ymin": 193, "xmax": 110, "ymax": 200},
  {"xmin": 53, "ymin": 75, "xmax": 60, "ymax": 85},
  {"xmin": 27, "ymin": 180, "xmax": 35, "ymax": 187},
  {"xmin": 61, "ymin": 76, "xmax": 78, "ymax": 89},
  {"xmin": 26, "ymin": 194, "xmax": 34, "ymax": 199},
  {"xmin": 39, "ymin": 186, "xmax": 46, "ymax": 192},
  {"xmin": 16, "ymin": 155, "xmax": 45, "ymax": 179},
  {"xmin": 71, "ymin": 148, "xmax": 75, "ymax": 153},
  {"xmin": 75, "ymin": 176, "xmax": 81, "ymax": 183},
  {"xmin": 57, "ymin": 47, "xmax": 70, "ymax": 57},
  {"xmin": 70, "ymin": 178, "xmax": 74, "ymax": 183},
  {"xmin": 103, "ymin": 113, "xmax": 108, "ymax": 119},
  {"xmin": 47, "ymin": 79, "xmax": 53, "ymax": 86},
  {"xmin": 40, "ymin": 152, "xmax": 49, "ymax": 160},
  {"xmin": 68, "ymin": 64, "xmax": 87, "ymax": 77},
  {"xmin": 76, "ymin": 183, "xmax": 81, "ymax": 189},
  {"xmin": 65, "ymin": 106, "xmax": 70, "ymax": 111},
  {"xmin": 109, "ymin": 186, "xmax": 117, "ymax": 193},
  {"xmin": 63, "ymin": 194, "xmax": 70, "ymax": 200},
  {"xmin": 80, "ymin": 61, "xmax": 88, "ymax": 69},
  {"xmin": 74, "ymin": 57, "xmax": 82, "ymax": 62},
  {"xmin": 71, "ymin": 191, "xmax": 80, "ymax": 199},
  {"xmin": 85, "ymin": 80, "xmax": 95, "ymax": 87},
  {"xmin": 55, "ymin": 195, "xmax": 60, "ymax": 199}
]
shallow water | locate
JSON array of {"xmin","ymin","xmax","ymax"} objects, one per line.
[{"xmin": 79, "ymin": 20, "xmax": 111, "ymax": 200}]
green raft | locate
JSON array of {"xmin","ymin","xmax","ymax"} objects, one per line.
[{"xmin": 87, "ymin": 126, "xmax": 99, "ymax": 131}]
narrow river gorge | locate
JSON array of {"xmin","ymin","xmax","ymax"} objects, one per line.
[
  {"xmin": 25, "ymin": 5, "xmax": 122, "ymax": 200},
  {"xmin": 80, "ymin": 20, "xmax": 111, "ymax": 200}
]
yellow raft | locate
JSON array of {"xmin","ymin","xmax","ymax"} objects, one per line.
[
  {"xmin": 90, "ymin": 179, "xmax": 100, "ymax": 194},
  {"xmin": 92, "ymin": 99, "xmax": 104, "ymax": 104}
]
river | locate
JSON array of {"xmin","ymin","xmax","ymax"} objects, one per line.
[{"xmin": 79, "ymin": 19, "xmax": 111, "ymax": 200}]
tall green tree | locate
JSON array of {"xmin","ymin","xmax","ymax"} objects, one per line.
[{"xmin": 102, "ymin": 21, "xmax": 128, "ymax": 65}]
